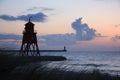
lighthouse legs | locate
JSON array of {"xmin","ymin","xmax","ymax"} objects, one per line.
[{"xmin": 20, "ymin": 43, "xmax": 40, "ymax": 56}]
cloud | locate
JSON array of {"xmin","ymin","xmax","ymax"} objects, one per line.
[
  {"xmin": 0, "ymin": 17, "xmax": 103, "ymax": 48},
  {"xmin": 115, "ymin": 24, "xmax": 120, "ymax": 27},
  {"xmin": 112, "ymin": 35, "xmax": 120, "ymax": 41},
  {"xmin": 27, "ymin": 7, "xmax": 40, "ymax": 11},
  {"xmin": 40, "ymin": 7, "xmax": 54, "ymax": 11},
  {"xmin": 39, "ymin": 33, "xmax": 77, "ymax": 46},
  {"xmin": 0, "ymin": 12, "xmax": 47, "ymax": 22},
  {"xmin": 27, "ymin": 7, "xmax": 54, "ymax": 12},
  {"xmin": 0, "ymin": 33, "xmax": 77, "ymax": 47},
  {"xmin": 0, "ymin": 34, "xmax": 21, "ymax": 40},
  {"xmin": 0, "ymin": 34, "xmax": 22, "ymax": 49},
  {"xmin": 71, "ymin": 18, "xmax": 100, "ymax": 40}
]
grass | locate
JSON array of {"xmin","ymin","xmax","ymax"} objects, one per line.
[{"xmin": 0, "ymin": 52, "xmax": 120, "ymax": 80}]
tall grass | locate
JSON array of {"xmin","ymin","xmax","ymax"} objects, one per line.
[{"xmin": 0, "ymin": 52, "xmax": 120, "ymax": 80}]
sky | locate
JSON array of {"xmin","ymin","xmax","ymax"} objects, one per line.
[{"xmin": 0, "ymin": 0, "xmax": 120, "ymax": 51}]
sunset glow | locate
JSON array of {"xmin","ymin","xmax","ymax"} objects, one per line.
[{"xmin": 0, "ymin": 0, "xmax": 120, "ymax": 51}]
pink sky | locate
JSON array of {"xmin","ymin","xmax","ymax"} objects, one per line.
[{"xmin": 0, "ymin": 0, "xmax": 120, "ymax": 51}]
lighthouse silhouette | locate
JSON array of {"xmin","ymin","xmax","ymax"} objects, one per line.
[{"xmin": 20, "ymin": 18, "xmax": 40, "ymax": 56}]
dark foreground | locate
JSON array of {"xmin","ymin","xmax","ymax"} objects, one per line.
[{"xmin": 0, "ymin": 53, "xmax": 120, "ymax": 80}]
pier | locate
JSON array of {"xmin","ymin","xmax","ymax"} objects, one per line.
[{"xmin": 0, "ymin": 49, "xmax": 67, "ymax": 53}]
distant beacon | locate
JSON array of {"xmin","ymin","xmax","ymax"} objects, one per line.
[{"xmin": 20, "ymin": 18, "xmax": 40, "ymax": 56}]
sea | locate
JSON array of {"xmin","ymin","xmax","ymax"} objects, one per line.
[{"xmin": 40, "ymin": 51, "xmax": 120, "ymax": 75}]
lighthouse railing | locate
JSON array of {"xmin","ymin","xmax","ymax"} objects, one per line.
[{"xmin": 23, "ymin": 30, "xmax": 37, "ymax": 34}]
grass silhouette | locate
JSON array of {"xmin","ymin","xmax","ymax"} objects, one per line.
[{"xmin": 0, "ymin": 51, "xmax": 120, "ymax": 80}]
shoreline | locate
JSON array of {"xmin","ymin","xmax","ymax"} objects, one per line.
[{"xmin": 0, "ymin": 53, "xmax": 120, "ymax": 80}]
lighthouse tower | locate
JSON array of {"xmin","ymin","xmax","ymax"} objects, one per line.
[{"xmin": 20, "ymin": 18, "xmax": 40, "ymax": 56}]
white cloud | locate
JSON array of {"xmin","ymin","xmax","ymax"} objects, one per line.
[{"xmin": 71, "ymin": 18, "xmax": 101, "ymax": 41}]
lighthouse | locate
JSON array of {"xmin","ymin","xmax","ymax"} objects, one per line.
[{"xmin": 20, "ymin": 18, "xmax": 40, "ymax": 56}]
